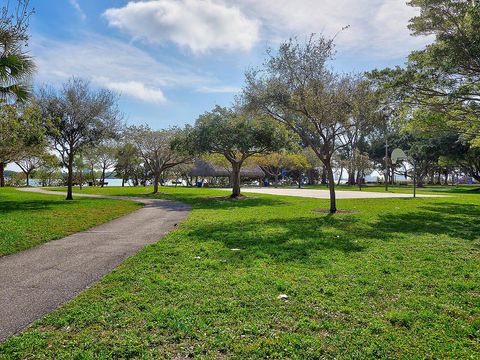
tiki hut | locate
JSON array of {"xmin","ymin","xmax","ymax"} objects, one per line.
[{"xmin": 190, "ymin": 160, "xmax": 265, "ymax": 183}]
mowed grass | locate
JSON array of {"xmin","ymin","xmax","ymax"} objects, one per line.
[
  {"xmin": 1, "ymin": 186, "xmax": 479, "ymax": 358},
  {"xmin": 306, "ymin": 183, "xmax": 480, "ymax": 195},
  {"xmin": 0, "ymin": 188, "xmax": 141, "ymax": 256}
]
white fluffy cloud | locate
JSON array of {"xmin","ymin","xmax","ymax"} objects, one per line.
[
  {"xmin": 103, "ymin": 0, "xmax": 427, "ymax": 60},
  {"xmin": 104, "ymin": 0, "xmax": 260, "ymax": 54},
  {"xmin": 101, "ymin": 80, "xmax": 167, "ymax": 104},
  {"xmin": 196, "ymin": 85, "xmax": 241, "ymax": 94},
  {"xmin": 232, "ymin": 0, "xmax": 427, "ymax": 59},
  {"xmin": 30, "ymin": 34, "xmax": 210, "ymax": 104}
]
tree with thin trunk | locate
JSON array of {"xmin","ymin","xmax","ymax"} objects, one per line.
[
  {"xmin": 35, "ymin": 154, "xmax": 61, "ymax": 187},
  {"xmin": 40, "ymin": 78, "xmax": 121, "ymax": 200},
  {"xmin": 83, "ymin": 148, "xmax": 100, "ymax": 186},
  {"xmin": 15, "ymin": 150, "xmax": 54, "ymax": 186},
  {"xmin": 184, "ymin": 106, "xmax": 291, "ymax": 198},
  {"xmin": 128, "ymin": 125, "xmax": 191, "ymax": 194},
  {"xmin": 254, "ymin": 152, "xmax": 290, "ymax": 187},
  {"xmin": 115, "ymin": 142, "xmax": 140, "ymax": 187},
  {"xmin": 244, "ymin": 34, "xmax": 359, "ymax": 213},
  {"xmin": 95, "ymin": 143, "xmax": 117, "ymax": 187},
  {"xmin": 284, "ymin": 153, "xmax": 310, "ymax": 188},
  {"xmin": 0, "ymin": 103, "xmax": 44, "ymax": 186}
]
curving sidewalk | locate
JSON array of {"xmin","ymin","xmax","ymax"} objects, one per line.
[{"xmin": 0, "ymin": 188, "xmax": 191, "ymax": 342}]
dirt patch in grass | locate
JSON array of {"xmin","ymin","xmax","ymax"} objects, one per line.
[{"xmin": 208, "ymin": 195, "xmax": 258, "ymax": 201}]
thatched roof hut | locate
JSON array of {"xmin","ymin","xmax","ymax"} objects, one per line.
[{"xmin": 190, "ymin": 160, "xmax": 265, "ymax": 179}]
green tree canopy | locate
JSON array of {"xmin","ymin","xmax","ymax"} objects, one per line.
[{"xmin": 184, "ymin": 106, "xmax": 291, "ymax": 197}]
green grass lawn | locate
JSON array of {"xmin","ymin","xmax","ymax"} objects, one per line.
[
  {"xmin": 0, "ymin": 188, "xmax": 141, "ymax": 256},
  {"xmin": 1, "ymin": 186, "xmax": 479, "ymax": 358},
  {"xmin": 305, "ymin": 183, "xmax": 480, "ymax": 195}
]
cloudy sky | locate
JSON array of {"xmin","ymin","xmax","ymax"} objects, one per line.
[{"xmin": 29, "ymin": 0, "xmax": 428, "ymax": 128}]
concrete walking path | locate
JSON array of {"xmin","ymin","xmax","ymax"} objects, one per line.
[{"xmin": 0, "ymin": 188, "xmax": 191, "ymax": 342}]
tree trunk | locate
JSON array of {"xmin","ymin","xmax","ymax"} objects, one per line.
[
  {"xmin": 321, "ymin": 166, "xmax": 327, "ymax": 185},
  {"xmin": 337, "ymin": 166, "xmax": 343, "ymax": 186},
  {"xmin": 122, "ymin": 177, "xmax": 125, "ymax": 187},
  {"xmin": 307, "ymin": 169, "xmax": 315, "ymax": 185},
  {"xmin": 101, "ymin": 168, "xmax": 106, "ymax": 187},
  {"xmin": 231, "ymin": 162, "xmax": 241, "ymax": 198},
  {"xmin": 429, "ymin": 170, "xmax": 435, "ymax": 185},
  {"xmin": 90, "ymin": 166, "xmax": 95, "ymax": 186},
  {"xmin": 26, "ymin": 172, "xmax": 30, "ymax": 187},
  {"xmin": 274, "ymin": 174, "xmax": 279, "ymax": 188},
  {"xmin": 66, "ymin": 153, "xmax": 74, "ymax": 200},
  {"xmin": 348, "ymin": 172, "xmax": 355, "ymax": 186},
  {"xmin": 0, "ymin": 162, "xmax": 5, "ymax": 187},
  {"xmin": 153, "ymin": 173, "xmax": 160, "ymax": 194},
  {"xmin": 325, "ymin": 163, "xmax": 337, "ymax": 214},
  {"xmin": 79, "ymin": 168, "xmax": 83, "ymax": 190},
  {"xmin": 443, "ymin": 170, "xmax": 449, "ymax": 185}
]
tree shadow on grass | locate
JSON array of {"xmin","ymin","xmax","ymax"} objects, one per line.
[
  {"xmin": 0, "ymin": 198, "xmax": 112, "ymax": 215},
  {"xmin": 370, "ymin": 202, "xmax": 480, "ymax": 241},
  {"xmin": 0, "ymin": 199, "xmax": 71, "ymax": 214},
  {"xmin": 183, "ymin": 200, "xmax": 480, "ymax": 265},
  {"xmin": 150, "ymin": 192, "xmax": 290, "ymax": 211},
  {"xmin": 185, "ymin": 215, "xmax": 365, "ymax": 264}
]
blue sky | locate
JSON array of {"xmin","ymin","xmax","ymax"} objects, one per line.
[{"xmin": 28, "ymin": 0, "xmax": 429, "ymax": 129}]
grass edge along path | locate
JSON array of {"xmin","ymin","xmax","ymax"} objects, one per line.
[{"xmin": 0, "ymin": 187, "xmax": 142, "ymax": 257}]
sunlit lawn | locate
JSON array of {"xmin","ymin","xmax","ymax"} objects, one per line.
[
  {"xmin": 1, "ymin": 185, "xmax": 479, "ymax": 358},
  {"xmin": 0, "ymin": 188, "xmax": 141, "ymax": 256}
]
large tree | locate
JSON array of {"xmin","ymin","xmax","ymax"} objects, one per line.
[
  {"xmin": 185, "ymin": 106, "xmax": 291, "ymax": 198},
  {"xmin": 128, "ymin": 125, "xmax": 191, "ymax": 194},
  {"xmin": 40, "ymin": 78, "xmax": 122, "ymax": 200},
  {"xmin": 244, "ymin": 35, "xmax": 371, "ymax": 212},
  {"xmin": 370, "ymin": 0, "xmax": 480, "ymax": 145}
]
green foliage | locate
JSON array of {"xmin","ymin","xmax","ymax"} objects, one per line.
[
  {"xmin": 1, "ymin": 186, "xmax": 478, "ymax": 358},
  {"xmin": 370, "ymin": 0, "xmax": 480, "ymax": 145},
  {"xmin": 184, "ymin": 106, "xmax": 292, "ymax": 196},
  {"xmin": 40, "ymin": 78, "xmax": 122, "ymax": 199},
  {"xmin": 127, "ymin": 125, "xmax": 191, "ymax": 193},
  {"xmin": 0, "ymin": 103, "xmax": 44, "ymax": 163},
  {"xmin": 187, "ymin": 106, "xmax": 292, "ymax": 160},
  {"xmin": 0, "ymin": 0, "xmax": 35, "ymax": 104}
]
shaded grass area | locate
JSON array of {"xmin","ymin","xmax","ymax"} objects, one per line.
[
  {"xmin": 1, "ymin": 186, "xmax": 479, "ymax": 358},
  {"xmin": 0, "ymin": 188, "xmax": 141, "ymax": 256},
  {"xmin": 306, "ymin": 183, "xmax": 480, "ymax": 195}
]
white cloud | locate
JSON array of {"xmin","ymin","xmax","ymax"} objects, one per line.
[
  {"xmin": 69, "ymin": 0, "xmax": 86, "ymax": 21},
  {"xmin": 230, "ymin": 0, "xmax": 428, "ymax": 59},
  {"xmin": 103, "ymin": 0, "xmax": 428, "ymax": 61},
  {"xmin": 101, "ymin": 80, "xmax": 167, "ymax": 104},
  {"xmin": 196, "ymin": 85, "xmax": 241, "ymax": 94},
  {"xmin": 103, "ymin": 0, "xmax": 260, "ymax": 54},
  {"xmin": 30, "ymin": 33, "xmax": 210, "ymax": 104}
]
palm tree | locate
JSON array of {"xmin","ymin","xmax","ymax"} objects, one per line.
[
  {"xmin": 0, "ymin": 0, "xmax": 35, "ymax": 186},
  {"xmin": 0, "ymin": 0, "xmax": 35, "ymax": 104}
]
